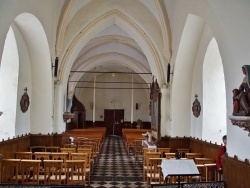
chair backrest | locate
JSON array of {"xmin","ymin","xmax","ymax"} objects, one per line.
[
  {"xmin": 15, "ymin": 152, "xmax": 33, "ymax": 160},
  {"xmin": 194, "ymin": 158, "xmax": 215, "ymax": 164},
  {"xmin": 177, "ymin": 148, "xmax": 190, "ymax": 158},
  {"xmin": 77, "ymin": 148, "xmax": 92, "ymax": 162},
  {"xmin": 148, "ymin": 158, "xmax": 163, "ymax": 184},
  {"xmin": 20, "ymin": 159, "xmax": 41, "ymax": 184},
  {"xmin": 60, "ymin": 148, "xmax": 76, "ymax": 159},
  {"xmin": 185, "ymin": 153, "xmax": 203, "ymax": 159},
  {"xmin": 145, "ymin": 152, "xmax": 161, "ymax": 167},
  {"xmin": 63, "ymin": 143, "xmax": 77, "ymax": 149},
  {"xmin": 134, "ymin": 140, "xmax": 143, "ymax": 154},
  {"xmin": 165, "ymin": 153, "xmax": 176, "ymax": 159},
  {"xmin": 43, "ymin": 160, "xmax": 64, "ymax": 185},
  {"xmin": 1, "ymin": 159, "xmax": 21, "ymax": 184},
  {"xmin": 77, "ymin": 143, "xmax": 93, "ymax": 149},
  {"xmin": 142, "ymin": 148, "xmax": 156, "ymax": 166},
  {"xmin": 45, "ymin": 146, "xmax": 60, "ymax": 152},
  {"xmin": 29, "ymin": 146, "xmax": 45, "ymax": 152},
  {"xmin": 157, "ymin": 148, "xmax": 171, "ymax": 157},
  {"xmin": 66, "ymin": 160, "xmax": 86, "ymax": 185},
  {"xmin": 34, "ymin": 152, "xmax": 51, "ymax": 160},
  {"xmin": 50, "ymin": 152, "xmax": 68, "ymax": 162},
  {"xmin": 71, "ymin": 152, "xmax": 87, "ymax": 160}
]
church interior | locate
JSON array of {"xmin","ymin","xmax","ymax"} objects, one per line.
[{"xmin": 0, "ymin": 0, "xmax": 250, "ymax": 187}]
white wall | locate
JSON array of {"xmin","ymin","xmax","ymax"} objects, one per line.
[
  {"xmin": 0, "ymin": 27, "xmax": 18, "ymax": 140},
  {"xmin": 170, "ymin": 0, "xmax": 250, "ymax": 160},
  {"xmin": 77, "ymin": 73, "xmax": 150, "ymax": 123},
  {"xmin": 203, "ymin": 38, "xmax": 226, "ymax": 144}
]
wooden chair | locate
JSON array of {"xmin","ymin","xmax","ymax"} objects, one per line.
[
  {"xmin": 143, "ymin": 152, "xmax": 161, "ymax": 181},
  {"xmin": 51, "ymin": 152, "xmax": 68, "ymax": 161},
  {"xmin": 1, "ymin": 159, "xmax": 21, "ymax": 184},
  {"xmin": 15, "ymin": 152, "xmax": 33, "ymax": 160},
  {"xmin": 194, "ymin": 158, "xmax": 215, "ymax": 165},
  {"xmin": 43, "ymin": 160, "xmax": 66, "ymax": 185},
  {"xmin": 63, "ymin": 143, "xmax": 78, "ymax": 149},
  {"xmin": 29, "ymin": 146, "xmax": 45, "ymax": 152},
  {"xmin": 204, "ymin": 163, "xmax": 218, "ymax": 181},
  {"xmin": 66, "ymin": 160, "xmax": 86, "ymax": 185},
  {"xmin": 34, "ymin": 152, "xmax": 51, "ymax": 160},
  {"xmin": 84, "ymin": 141, "xmax": 99, "ymax": 163},
  {"xmin": 134, "ymin": 140, "xmax": 143, "ymax": 164},
  {"xmin": 71, "ymin": 153, "xmax": 91, "ymax": 185},
  {"xmin": 50, "ymin": 152, "xmax": 68, "ymax": 174},
  {"xmin": 177, "ymin": 148, "xmax": 190, "ymax": 158},
  {"xmin": 194, "ymin": 157, "xmax": 215, "ymax": 181},
  {"xmin": 157, "ymin": 148, "xmax": 171, "ymax": 158},
  {"xmin": 60, "ymin": 148, "xmax": 76, "ymax": 159},
  {"xmin": 193, "ymin": 164, "xmax": 205, "ymax": 182},
  {"xmin": 165, "ymin": 153, "xmax": 176, "ymax": 159},
  {"xmin": 45, "ymin": 146, "xmax": 60, "ymax": 152},
  {"xmin": 126, "ymin": 138, "xmax": 135, "ymax": 155},
  {"xmin": 185, "ymin": 153, "xmax": 203, "ymax": 160},
  {"xmin": 77, "ymin": 148, "xmax": 93, "ymax": 168},
  {"xmin": 146, "ymin": 158, "xmax": 163, "ymax": 186},
  {"xmin": 34, "ymin": 152, "xmax": 51, "ymax": 176},
  {"xmin": 20, "ymin": 159, "xmax": 41, "ymax": 184}
]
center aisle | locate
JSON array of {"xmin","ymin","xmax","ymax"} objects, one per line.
[{"xmin": 90, "ymin": 135, "xmax": 146, "ymax": 188}]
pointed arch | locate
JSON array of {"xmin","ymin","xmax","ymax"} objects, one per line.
[{"xmin": 58, "ymin": 10, "xmax": 164, "ymax": 85}]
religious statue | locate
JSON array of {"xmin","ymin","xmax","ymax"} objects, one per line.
[
  {"xmin": 66, "ymin": 90, "xmax": 74, "ymax": 113},
  {"xmin": 232, "ymin": 65, "xmax": 250, "ymax": 116}
]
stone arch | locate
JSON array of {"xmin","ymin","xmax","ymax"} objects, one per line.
[
  {"xmin": 13, "ymin": 13, "xmax": 53, "ymax": 134},
  {"xmin": 171, "ymin": 14, "xmax": 205, "ymax": 137}
]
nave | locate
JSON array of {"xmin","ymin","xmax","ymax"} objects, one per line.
[{"xmin": 90, "ymin": 136, "xmax": 146, "ymax": 188}]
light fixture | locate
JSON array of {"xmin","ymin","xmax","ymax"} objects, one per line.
[{"xmin": 112, "ymin": 73, "xmax": 115, "ymax": 77}]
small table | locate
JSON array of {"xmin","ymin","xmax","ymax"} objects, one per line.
[{"xmin": 161, "ymin": 159, "xmax": 200, "ymax": 188}]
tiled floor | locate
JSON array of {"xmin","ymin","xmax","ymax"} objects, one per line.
[{"xmin": 89, "ymin": 135, "xmax": 146, "ymax": 188}]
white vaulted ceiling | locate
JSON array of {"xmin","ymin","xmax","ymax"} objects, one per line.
[{"xmin": 55, "ymin": 0, "xmax": 172, "ymax": 88}]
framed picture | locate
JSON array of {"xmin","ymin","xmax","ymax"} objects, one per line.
[{"xmin": 150, "ymin": 78, "xmax": 161, "ymax": 139}]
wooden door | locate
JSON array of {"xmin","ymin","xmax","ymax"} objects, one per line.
[{"xmin": 104, "ymin": 109, "xmax": 124, "ymax": 135}]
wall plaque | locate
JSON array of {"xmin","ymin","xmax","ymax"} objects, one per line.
[
  {"xmin": 192, "ymin": 94, "xmax": 201, "ymax": 118},
  {"xmin": 20, "ymin": 87, "xmax": 30, "ymax": 113}
]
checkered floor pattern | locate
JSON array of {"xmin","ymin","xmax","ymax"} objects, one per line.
[{"xmin": 89, "ymin": 135, "xmax": 146, "ymax": 188}]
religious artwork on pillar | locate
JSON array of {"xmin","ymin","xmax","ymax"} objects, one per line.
[
  {"xmin": 150, "ymin": 77, "xmax": 161, "ymax": 139},
  {"xmin": 232, "ymin": 65, "xmax": 250, "ymax": 116},
  {"xmin": 20, "ymin": 87, "xmax": 30, "ymax": 113},
  {"xmin": 192, "ymin": 94, "xmax": 201, "ymax": 118}
]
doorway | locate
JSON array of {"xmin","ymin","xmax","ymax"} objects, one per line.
[{"xmin": 104, "ymin": 109, "xmax": 124, "ymax": 135}]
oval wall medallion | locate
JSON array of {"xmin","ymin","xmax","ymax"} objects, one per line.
[
  {"xmin": 20, "ymin": 87, "xmax": 30, "ymax": 113},
  {"xmin": 192, "ymin": 94, "xmax": 201, "ymax": 118}
]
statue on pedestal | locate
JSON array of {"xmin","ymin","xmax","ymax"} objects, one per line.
[
  {"xmin": 63, "ymin": 90, "xmax": 74, "ymax": 122},
  {"xmin": 233, "ymin": 65, "xmax": 250, "ymax": 116},
  {"xmin": 66, "ymin": 90, "xmax": 74, "ymax": 113}
]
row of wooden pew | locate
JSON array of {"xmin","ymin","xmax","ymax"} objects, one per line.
[
  {"xmin": 139, "ymin": 148, "xmax": 219, "ymax": 187},
  {"xmin": 1, "ymin": 128, "xmax": 107, "ymax": 186},
  {"xmin": 122, "ymin": 128, "xmax": 151, "ymax": 155},
  {"xmin": 2, "ymin": 158, "xmax": 88, "ymax": 185}
]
